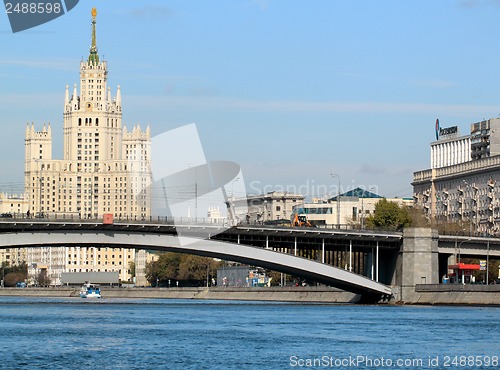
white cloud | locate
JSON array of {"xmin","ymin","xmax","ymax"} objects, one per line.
[
  {"xmin": 412, "ymin": 79, "xmax": 458, "ymax": 89},
  {"xmin": 0, "ymin": 93, "xmax": 61, "ymax": 104},
  {"xmin": 250, "ymin": 0, "xmax": 271, "ymax": 10},
  {"xmin": 2, "ymin": 91, "xmax": 499, "ymax": 119},
  {"xmin": 0, "ymin": 58, "xmax": 77, "ymax": 71},
  {"xmin": 126, "ymin": 6, "xmax": 174, "ymax": 19},
  {"xmin": 124, "ymin": 94, "xmax": 500, "ymax": 117}
]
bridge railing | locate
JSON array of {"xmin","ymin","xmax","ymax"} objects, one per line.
[
  {"xmin": 239, "ymin": 220, "xmax": 403, "ymax": 234},
  {"xmin": 0, "ymin": 212, "xmax": 404, "ymax": 236},
  {"xmin": 0, "ymin": 212, "xmax": 228, "ymax": 226}
]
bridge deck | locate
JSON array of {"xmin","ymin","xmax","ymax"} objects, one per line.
[{"xmin": 0, "ymin": 221, "xmax": 393, "ymax": 298}]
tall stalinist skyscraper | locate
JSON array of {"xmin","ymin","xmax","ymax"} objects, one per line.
[{"xmin": 24, "ymin": 9, "xmax": 152, "ymax": 284}]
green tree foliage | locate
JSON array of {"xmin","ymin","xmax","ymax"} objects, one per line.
[
  {"xmin": 128, "ymin": 261, "xmax": 136, "ymax": 278},
  {"xmin": 145, "ymin": 253, "xmax": 221, "ymax": 287},
  {"xmin": 36, "ymin": 269, "xmax": 51, "ymax": 287},
  {"xmin": 366, "ymin": 198, "xmax": 411, "ymax": 231},
  {"xmin": 2, "ymin": 261, "xmax": 28, "ymax": 276},
  {"xmin": 266, "ymin": 270, "xmax": 285, "ymax": 286},
  {"xmin": 2, "ymin": 262, "xmax": 28, "ymax": 286},
  {"xmin": 146, "ymin": 253, "xmax": 181, "ymax": 285},
  {"xmin": 178, "ymin": 254, "xmax": 219, "ymax": 282}
]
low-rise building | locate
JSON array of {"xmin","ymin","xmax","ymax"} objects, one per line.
[
  {"xmin": 232, "ymin": 192, "xmax": 305, "ymax": 225},
  {"xmin": 293, "ymin": 188, "xmax": 412, "ymax": 228},
  {"xmin": 0, "ymin": 194, "xmax": 29, "ymax": 268}
]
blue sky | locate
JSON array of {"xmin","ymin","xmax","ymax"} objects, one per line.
[{"xmin": 2, "ymin": 0, "xmax": 500, "ymax": 199}]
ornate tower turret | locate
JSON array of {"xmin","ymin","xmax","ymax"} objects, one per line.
[
  {"xmin": 88, "ymin": 7, "xmax": 99, "ymax": 66},
  {"xmin": 63, "ymin": 8, "xmax": 122, "ymax": 162}
]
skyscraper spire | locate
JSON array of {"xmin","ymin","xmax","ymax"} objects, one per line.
[
  {"xmin": 64, "ymin": 85, "xmax": 69, "ymax": 105},
  {"xmin": 116, "ymin": 85, "xmax": 121, "ymax": 106},
  {"xmin": 88, "ymin": 7, "xmax": 99, "ymax": 66}
]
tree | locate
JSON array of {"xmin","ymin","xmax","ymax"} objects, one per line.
[
  {"xmin": 128, "ymin": 261, "xmax": 136, "ymax": 278},
  {"xmin": 36, "ymin": 269, "xmax": 51, "ymax": 287},
  {"xmin": 407, "ymin": 206, "xmax": 473, "ymax": 236},
  {"xmin": 4, "ymin": 272, "xmax": 25, "ymax": 287},
  {"xmin": 266, "ymin": 270, "xmax": 284, "ymax": 286},
  {"xmin": 365, "ymin": 198, "xmax": 411, "ymax": 231},
  {"xmin": 178, "ymin": 255, "xmax": 216, "ymax": 282},
  {"xmin": 2, "ymin": 262, "xmax": 28, "ymax": 287},
  {"xmin": 407, "ymin": 207, "xmax": 430, "ymax": 228},
  {"xmin": 145, "ymin": 252, "xmax": 182, "ymax": 286},
  {"xmin": 145, "ymin": 252, "xmax": 222, "ymax": 287}
]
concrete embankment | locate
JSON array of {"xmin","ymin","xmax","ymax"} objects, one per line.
[
  {"xmin": 4, "ymin": 285, "xmax": 498, "ymax": 305},
  {"xmin": 0, "ymin": 286, "xmax": 361, "ymax": 303},
  {"xmin": 401, "ymin": 284, "xmax": 500, "ymax": 305}
]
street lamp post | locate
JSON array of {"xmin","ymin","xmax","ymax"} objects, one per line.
[
  {"xmin": 331, "ymin": 174, "xmax": 341, "ymax": 229},
  {"xmin": 455, "ymin": 238, "xmax": 471, "ymax": 285},
  {"xmin": 486, "ymin": 239, "xmax": 490, "ymax": 285},
  {"xmin": 361, "ymin": 186, "xmax": 375, "ymax": 230},
  {"xmin": 231, "ymin": 177, "xmax": 239, "ymax": 201},
  {"xmin": 187, "ymin": 163, "xmax": 198, "ymax": 223},
  {"xmin": 458, "ymin": 238, "xmax": 471, "ymax": 265},
  {"xmin": 206, "ymin": 263, "xmax": 210, "ymax": 288},
  {"xmin": 229, "ymin": 177, "xmax": 240, "ymax": 226}
]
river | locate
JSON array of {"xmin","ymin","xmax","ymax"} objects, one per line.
[{"xmin": 0, "ymin": 297, "xmax": 499, "ymax": 369}]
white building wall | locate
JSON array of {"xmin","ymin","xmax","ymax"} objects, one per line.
[{"xmin": 430, "ymin": 136, "xmax": 471, "ymax": 169}]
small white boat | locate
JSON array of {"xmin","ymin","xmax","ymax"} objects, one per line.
[{"xmin": 80, "ymin": 282, "xmax": 102, "ymax": 298}]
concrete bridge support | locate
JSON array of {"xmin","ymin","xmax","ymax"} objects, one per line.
[{"xmin": 394, "ymin": 228, "xmax": 439, "ymax": 303}]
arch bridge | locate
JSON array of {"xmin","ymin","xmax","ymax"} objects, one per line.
[{"xmin": 0, "ymin": 221, "xmax": 397, "ymax": 301}]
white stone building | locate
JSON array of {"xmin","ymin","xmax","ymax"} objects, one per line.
[{"xmin": 232, "ymin": 192, "xmax": 305, "ymax": 225}]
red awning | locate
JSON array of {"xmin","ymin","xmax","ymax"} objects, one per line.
[{"xmin": 448, "ymin": 263, "xmax": 481, "ymax": 271}]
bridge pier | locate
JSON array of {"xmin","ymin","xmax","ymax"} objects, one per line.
[{"xmin": 395, "ymin": 228, "xmax": 439, "ymax": 303}]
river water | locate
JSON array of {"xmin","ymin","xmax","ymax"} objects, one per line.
[{"xmin": 0, "ymin": 297, "xmax": 499, "ymax": 370}]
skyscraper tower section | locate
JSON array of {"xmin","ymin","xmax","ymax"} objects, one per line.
[
  {"xmin": 25, "ymin": 8, "xmax": 151, "ymax": 221},
  {"xmin": 22, "ymin": 8, "xmax": 154, "ymax": 285}
]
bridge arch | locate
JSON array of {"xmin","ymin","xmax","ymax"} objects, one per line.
[{"xmin": 0, "ymin": 229, "xmax": 391, "ymax": 300}]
